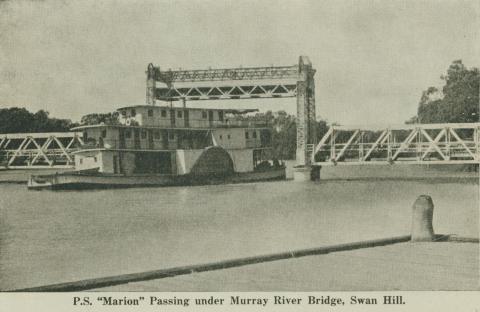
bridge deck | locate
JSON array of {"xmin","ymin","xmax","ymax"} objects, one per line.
[
  {"xmin": 311, "ymin": 123, "xmax": 480, "ymax": 166},
  {"xmin": 0, "ymin": 132, "xmax": 82, "ymax": 169}
]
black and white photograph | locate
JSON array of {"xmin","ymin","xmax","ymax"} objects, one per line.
[{"xmin": 0, "ymin": 0, "xmax": 478, "ymax": 307}]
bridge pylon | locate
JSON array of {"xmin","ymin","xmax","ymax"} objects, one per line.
[
  {"xmin": 295, "ymin": 56, "xmax": 317, "ymax": 167},
  {"xmin": 293, "ymin": 56, "xmax": 319, "ymax": 182},
  {"xmin": 145, "ymin": 56, "xmax": 320, "ymax": 181}
]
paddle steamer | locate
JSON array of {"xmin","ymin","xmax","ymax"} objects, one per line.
[{"xmin": 28, "ymin": 104, "xmax": 285, "ymax": 189}]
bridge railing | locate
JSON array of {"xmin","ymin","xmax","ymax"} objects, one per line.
[
  {"xmin": 0, "ymin": 132, "xmax": 83, "ymax": 169},
  {"xmin": 311, "ymin": 123, "xmax": 480, "ymax": 166}
]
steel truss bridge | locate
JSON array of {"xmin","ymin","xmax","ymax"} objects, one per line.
[
  {"xmin": 311, "ymin": 123, "xmax": 480, "ymax": 166},
  {"xmin": 0, "ymin": 132, "xmax": 82, "ymax": 169},
  {"xmin": 147, "ymin": 56, "xmax": 316, "ymax": 166},
  {"xmin": 3, "ymin": 57, "xmax": 477, "ymax": 170},
  {"xmin": 153, "ymin": 66, "xmax": 299, "ymax": 101}
]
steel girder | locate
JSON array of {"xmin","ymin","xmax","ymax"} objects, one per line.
[
  {"xmin": 0, "ymin": 132, "xmax": 82, "ymax": 169},
  {"xmin": 312, "ymin": 123, "xmax": 480, "ymax": 166},
  {"xmin": 146, "ymin": 63, "xmax": 300, "ymax": 102},
  {"xmin": 153, "ymin": 65, "xmax": 299, "ymax": 84},
  {"xmin": 155, "ymin": 84, "xmax": 297, "ymax": 101}
]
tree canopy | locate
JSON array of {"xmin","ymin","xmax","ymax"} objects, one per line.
[
  {"xmin": 236, "ymin": 110, "xmax": 329, "ymax": 160},
  {"xmin": 80, "ymin": 112, "xmax": 120, "ymax": 125},
  {"xmin": 0, "ymin": 107, "xmax": 77, "ymax": 134},
  {"xmin": 407, "ymin": 60, "xmax": 479, "ymax": 124}
]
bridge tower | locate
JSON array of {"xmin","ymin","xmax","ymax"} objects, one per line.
[
  {"xmin": 145, "ymin": 56, "xmax": 318, "ymax": 181},
  {"xmin": 295, "ymin": 56, "xmax": 317, "ymax": 167},
  {"xmin": 146, "ymin": 63, "xmax": 157, "ymax": 105}
]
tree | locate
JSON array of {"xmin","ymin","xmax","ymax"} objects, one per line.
[
  {"xmin": 80, "ymin": 112, "xmax": 120, "ymax": 125},
  {"xmin": 409, "ymin": 60, "xmax": 479, "ymax": 124},
  {"xmin": 0, "ymin": 107, "xmax": 76, "ymax": 133},
  {"xmin": 233, "ymin": 110, "xmax": 330, "ymax": 160}
]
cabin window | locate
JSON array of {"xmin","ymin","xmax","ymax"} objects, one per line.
[
  {"xmin": 177, "ymin": 111, "xmax": 182, "ymax": 118},
  {"xmin": 94, "ymin": 157, "xmax": 97, "ymax": 162},
  {"xmin": 141, "ymin": 130, "xmax": 147, "ymax": 139},
  {"xmin": 79, "ymin": 158, "xmax": 83, "ymax": 164},
  {"xmin": 218, "ymin": 111, "xmax": 224, "ymax": 121},
  {"xmin": 227, "ymin": 134, "xmax": 231, "ymax": 139},
  {"xmin": 219, "ymin": 135, "xmax": 223, "ymax": 140},
  {"xmin": 121, "ymin": 110, "xmax": 126, "ymax": 117},
  {"xmin": 202, "ymin": 111, "xmax": 207, "ymax": 119},
  {"xmin": 245, "ymin": 131, "xmax": 249, "ymax": 139},
  {"xmin": 83, "ymin": 131, "xmax": 88, "ymax": 141},
  {"xmin": 101, "ymin": 129, "xmax": 107, "ymax": 138},
  {"xmin": 148, "ymin": 109, "xmax": 153, "ymax": 117},
  {"xmin": 131, "ymin": 109, "xmax": 136, "ymax": 116},
  {"xmin": 125, "ymin": 130, "xmax": 131, "ymax": 138},
  {"xmin": 168, "ymin": 132, "xmax": 175, "ymax": 140},
  {"xmin": 253, "ymin": 131, "xmax": 257, "ymax": 139},
  {"xmin": 154, "ymin": 131, "xmax": 160, "ymax": 139},
  {"xmin": 161, "ymin": 110, "xmax": 167, "ymax": 117}
]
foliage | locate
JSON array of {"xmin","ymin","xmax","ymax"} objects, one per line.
[
  {"xmin": 237, "ymin": 110, "xmax": 329, "ymax": 160},
  {"xmin": 408, "ymin": 60, "xmax": 479, "ymax": 124},
  {"xmin": 0, "ymin": 107, "xmax": 77, "ymax": 133},
  {"xmin": 80, "ymin": 112, "xmax": 120, "ymax": 125}
]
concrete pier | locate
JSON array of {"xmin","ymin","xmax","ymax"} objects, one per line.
[
  {"xmin": 292, "ymin": 166, "xmax": 311, "ymax": 182},
  {"xmin": 293, "ymin": 165, "xmax": 321, "ymax": 182}
]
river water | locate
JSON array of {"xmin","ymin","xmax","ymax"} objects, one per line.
[{"xmin": 0, "ymin": 166, "xmax": 478, "ymax": 290}]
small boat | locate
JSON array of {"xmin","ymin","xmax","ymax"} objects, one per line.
[{"xmin": 28, "ymin": 105, "xmax": 286, "ymax": 190}]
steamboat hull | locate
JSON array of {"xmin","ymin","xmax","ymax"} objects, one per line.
[{"xmin": 27, "ymin": 168, "xmax": 286, "ymax": 190}]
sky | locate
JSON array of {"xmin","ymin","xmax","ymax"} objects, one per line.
[{"xmin": 0, "ymin": 0, "xmax": 478, "ymax": 125}]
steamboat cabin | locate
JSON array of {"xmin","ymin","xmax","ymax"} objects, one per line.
[{"xmin": 71, "ymin": 105, "xmax": 276, "ymax": 178}]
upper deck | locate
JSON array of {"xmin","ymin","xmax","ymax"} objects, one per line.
[
  {"xmin": 72, "ymin": 105, "xmax": 273, "ymax": 152},
  {"xmin": 117, "ymin": 105, "xmax": 266, "ymax": 129}
]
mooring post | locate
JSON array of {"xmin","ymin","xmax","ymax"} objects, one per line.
[
  {"xmin": 310, "ymin": 165, "xmax": 321, "ymax": 181},
  {"xmin": 411, "ymin": 195, "xmax": 435, "ymax": 242}
]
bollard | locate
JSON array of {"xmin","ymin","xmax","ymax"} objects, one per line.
[
  {"xmin": 310, "ymin": 165, "xmax": 321, "ymax": 181},
  {"xmin": 411, "ymin": 195, "xmax": 435, "ymax": 242}
]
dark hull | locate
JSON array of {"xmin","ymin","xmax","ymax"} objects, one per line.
[{"xmin": 27, "ymin": 168, "xmax": 286, "ymax": 190}]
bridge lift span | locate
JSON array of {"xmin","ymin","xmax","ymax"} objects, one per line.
[{"xmin": 146, "ymin": 56, "xmax": 317, "ymax": 174}]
